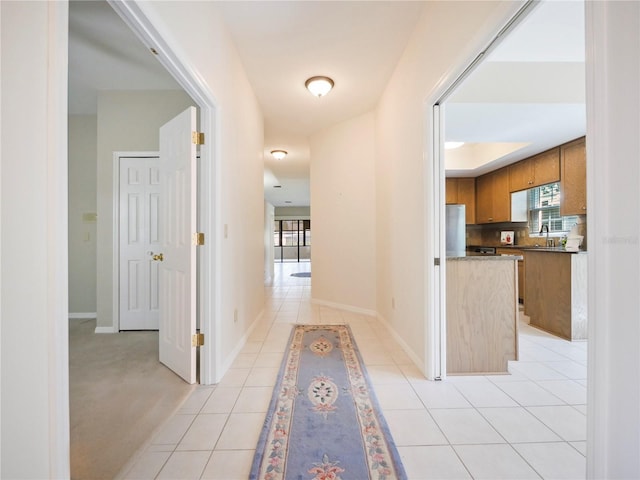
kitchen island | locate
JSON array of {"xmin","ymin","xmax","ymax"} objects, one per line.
[
  {"xmin": 446, "ymin": 254, "xmax": 520, "ymax": 375},
  {"xmin": 523, "ymin": 249, "xmax": 587, "ymax": 340}
]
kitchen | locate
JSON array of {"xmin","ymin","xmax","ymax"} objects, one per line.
[{"xmin": 442, "ymin": 1, "xmax": 587, "ymax": 375}]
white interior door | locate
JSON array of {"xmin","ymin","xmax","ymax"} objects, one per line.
[
  {"xmin": 158, "ymin": 106, "xmax": 198, "ymax": 384},
  {"xmin": 119, "ymin": 157, "xmax": 161, "ymax": 330}
]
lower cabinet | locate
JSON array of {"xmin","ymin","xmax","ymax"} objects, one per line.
[
  {"xmin": 524, "ymin": 251, "xmax": 587, "ymax": 341},
  {"xmin": 497, "ymin": 248, "xmax": 525, "ymax": 304}
]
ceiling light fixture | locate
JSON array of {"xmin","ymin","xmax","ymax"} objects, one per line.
[
  {"xmin": 305, "ymin": 76, "xmax": 334, "ymax": 97},
  {"xmin": 445, "ymin": 141, "xmax": 465, "ymax": 150},
  {"xmin": 270, "ymin": 149, "xmax": 288, "ymax": 160}
]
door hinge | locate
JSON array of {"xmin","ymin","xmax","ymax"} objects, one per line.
[
  {"xmin": 192, "ymin": 131, "xmax": 205, "ymax": 145},
  {"xmin": 193, "ymin": 232, "xmax": 205, "ymax": 246},
  {"xmin": 192, "ymin": 333, "xmax": 204, "ymax": 347}
]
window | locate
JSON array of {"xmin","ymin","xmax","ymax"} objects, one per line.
[
  {"xmin": 528, "ymin": 182, "xmax": 579, "ymax": 235},
  {"xmin": 273, "ymin": 219, "xmax": 311, "ymax": 262}
]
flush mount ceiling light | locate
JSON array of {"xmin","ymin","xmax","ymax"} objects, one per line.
[
  {"xmin": 445, "ymin": 141, "xmax": 465, "ymax": 150},
  {"xmin": 270, "ymin": 149, "xmax": 288, "ymax": 160},
  {"xmin": 305, "ymin": 76, "xmax": 334, "ymax": 97}
]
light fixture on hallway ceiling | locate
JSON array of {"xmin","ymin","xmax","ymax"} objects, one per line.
[
  {"xmin": 445, "ymin": 141, "xmax": 465, "ymax": 150},
  {"xmin": 305, "ymin": 76, "xmax": 334, "ymax": 97},
  {"xmin": 270, "ymin": 149, "xmax": 288, "ymax": 160}
]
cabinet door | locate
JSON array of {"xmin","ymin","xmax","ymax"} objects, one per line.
[
  {"xmin": 509, "ymin": 159, "xmax": 534, "ymax": 192},
  {"xmin": 457, "ymin": 178, "xmax": 476, "ymax": 224},
  {"xmin": 475, "ymin": 174, "xmax": 494, "ymax": 223},
  {"xmin": 445, "ymin": 178, "xmax": 458, "ymax": 204},
  {"xmin": 560, "ymin": 138, "xmax": 587, "ymax": 215},
  {"xmin": 492, "ymin": 168, "xmax": 511, "ymax": 222},
  {"xmin": 533, "ymin": 148, "xmax": 561, "ymax": 187}
]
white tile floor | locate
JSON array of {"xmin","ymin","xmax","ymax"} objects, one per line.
[{"xmin": 118, "ymin": 261, "xmax": 587, "ymax": 480}]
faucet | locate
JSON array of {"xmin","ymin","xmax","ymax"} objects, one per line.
[{"xmin": 539, "ymin": 224, "xmax": 552, "ymax": 246}]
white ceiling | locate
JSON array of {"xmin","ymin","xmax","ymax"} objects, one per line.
[
  {"xmin": 68, "ymin": 1, "xmax": 586, "ymax": 205},
  {"xmin": 68, "ymin": 0, "xmax": 182, "ymax": 115},
  {"xmin": 445, "ymin": 0, "xmax": 586, "ymax": 176},
  {"xmin": 214, "ymin": 1, "xmax": 425, "ymax": 207}
]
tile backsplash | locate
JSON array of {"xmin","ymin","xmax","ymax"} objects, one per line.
[{"xmin": 466, "ymin": 215, "xmax": 587, "ymax": 250}]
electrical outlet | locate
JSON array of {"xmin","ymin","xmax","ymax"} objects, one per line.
[
  {"xmin": 234, "ymin": 308, "xmax": 238, "ymax": 323},
  {"xmin": 224, "ymin": 224, "xmax": 228, "ymax": 239}
]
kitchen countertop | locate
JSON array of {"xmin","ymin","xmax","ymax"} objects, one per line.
[
  {"xmin": 489, "ymin": 245, "xmax": 587, "ymax": 254},
  {"xmin": 447, "ymin": 252, "xmax": 523, "ymax": 260}
]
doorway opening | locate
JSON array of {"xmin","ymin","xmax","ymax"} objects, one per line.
[{"xmin": 430, "ymin": 0, "xmax": 587, "ymax": 377}]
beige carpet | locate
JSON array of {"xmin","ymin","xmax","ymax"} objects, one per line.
[{"xmin": 69, "ymin": 319, "xmax": 194, "ymax": 480}]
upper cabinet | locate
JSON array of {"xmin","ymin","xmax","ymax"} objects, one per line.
[
  {"xmin": 560, "ymin": 137, "xmax": 587, "ymax": 215},
  {"xmin": 476, "ymin": 168, "xmax": 510, "ymax": 224},
  {"xmin": 446, "ymin": 177, "xmax": 476, "ymax": 224},
  {"xmin": 509, "ymin": 147, "xmax": 560, "ymax": 192}
]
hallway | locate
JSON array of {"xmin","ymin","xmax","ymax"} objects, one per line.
[{"xmin": 119, "ymin": 262, "xmax": 587, "ymax": 479}]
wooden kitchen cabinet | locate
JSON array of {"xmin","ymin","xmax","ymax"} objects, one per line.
[
  {"xmin": 446, "ymin": 177, "xmax": 476, "ymax": 224},
  {"xmin": 476, "ymin": 168, "xmax": 510, "ymax": 224},
  {"xmin": 509, "ymin": 147, "xmax": 560, "ymax": 192},
  {"xmin": 560, "ymin": 137, "xmax": 587, "ymax": 215},
  {"xmin": 524, "ymin": 250, "xmax": 587, "ymax": 340},
  {"xmin": 445, "ymin": 178, "xmax": 458, "ymax": 204},
  {"xmin": 447, "ymin": 256, "xmax": 519, "ymax": 374},
  {"xmin": 497, "ymin": 248, "xmax": 525, "ymax": 304}
]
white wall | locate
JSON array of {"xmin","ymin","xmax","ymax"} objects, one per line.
[
  {"xmin": 310, "ymin": 113, "xmax": 376, "ymax": 313},
  {"xmin": 586, "ymin": 2, "xmax": 640, "ymax": 477},
  {"xmin": 375, "ymin": 1, "xmax": 519, "ymax": 365},
  {"xmin": 69, "ymin": 115, "xmax": 97, "ymax": 315},
  {"xmin": 264, "ymin": 202, "xmax": 275, "ymax": 283},
  {"xmin": 1, "ymin": 1, "xmax": 70, "ymax": 477},
  {"xmin": 95, "ymin": 90, "xmax": 194, "ymax": 330},
  {"xmin": 274, "ymin": 206, "xmax": 310, "ymax": 218},
  {"xmin": 138, "ymin": 1, "xmax": 265, "ymax": 366}
]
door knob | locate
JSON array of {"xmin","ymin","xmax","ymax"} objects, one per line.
[{"xmin": 152, "ymin": 253, "xmax": 164, "ymax": 261}]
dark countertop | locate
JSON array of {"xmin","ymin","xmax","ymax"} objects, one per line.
[
  {"xmin": 477, "ymin": 244, "xmax": 587, "ymax": 254},
  {"xmin": 447, "ymin": 252, "xmax": 523, "ymax": 260}
]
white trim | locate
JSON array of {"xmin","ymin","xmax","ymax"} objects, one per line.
[
  {"xmin": 108, "ymin": 1, "xmax": 221, "ymax": 385},
  {"xmin": 425, "ymin": 103, "xmax": 445, "ymax": 381},
  {"xmin": 584, "ymin": 4, "xmax": 600, "ymax": 475},
  {"xmin": 69, "ymin": 313, "xmax": 97, "ymax": 320},
  {"xmin": 112, "ymin": 151, "xmax": 159, "ymax": 333},
  {"xmin": 48, "ymin": 3, "xmax": 70, "ymax": 477},
  {"xmin": 311, "ymin": 298, "xmax": 377, "ymax": 317},
  {"xmin": 220, "ymin": 308, "xmax": 264, "ymax": 375},
  {"xmin": 95, "ymin": 326, "xmax": 117, "ymax": 334},
  {"xmin": 377, "ymin": 314, "xmax": 425, "ymax": 376}
]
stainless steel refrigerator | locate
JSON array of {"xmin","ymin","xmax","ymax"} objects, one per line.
[{"xmin": 446, "ymin": 204, "xmax": 466, "ymax": 256}]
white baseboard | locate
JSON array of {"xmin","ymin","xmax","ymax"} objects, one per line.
[
  {"xmin": 311, "ymin": 298, "xmax": 377, "ymax": 317},
  {"xmin": 220, "ymin": 307, "xmax": 265, "ymax": 375},
  {"xmin": 69, "ymin": 312, "xmax": 97, "ymax": 320},
  {"xmin": 95, "ymin": 326, "xmax": 117, "ymax": 334},
  {"xmin": 376, "ymin": 312, "xmax": 427, "ymax": 378}
]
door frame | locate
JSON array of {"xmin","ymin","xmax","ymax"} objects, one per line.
[
  {"xmin": 112, "ymin": 151, "xmax": 160, "ymax": 333},
  {"xmin": 109, "ymin": 1, "xmax": 221, "ymax": 385},
  {"xmin": 424, "ymin": 2, "xmax": 537, "ymax": 379}
]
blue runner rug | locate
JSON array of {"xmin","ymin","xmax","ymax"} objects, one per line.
[{"xmin": 250, "ymin": 324, "xmax": 407, "ymax": 480}]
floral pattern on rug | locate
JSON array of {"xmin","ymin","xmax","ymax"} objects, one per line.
[
  {"xmin": 308, "ymin": 453, "xmax": 345, "ymax": 480},
  {"xmin": 309, "ymin": 336, "xmax": 333, "ymax": 356},
  {"xmin": 254, "ymin": 324, "xmax": 403, "ymax": 480},
  {"xmin": 307, "ymin": 374, "xmax": 338, "ymax": 419}
]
